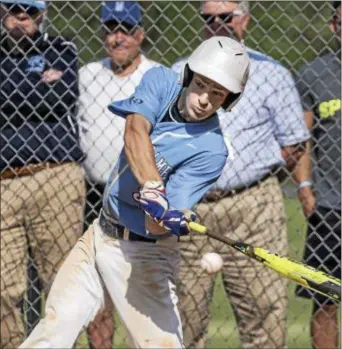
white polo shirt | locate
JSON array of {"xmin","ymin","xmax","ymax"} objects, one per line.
[{"xmin": 78, "ymin": 55, "xmax": 159, "ymax": 184}]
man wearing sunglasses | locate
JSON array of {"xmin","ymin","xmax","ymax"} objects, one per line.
[
  {"xmin": 0, "ymin": 1, "xmax": 86, "ymax": 348},
  {"xmin": 200, "ymin": 1, "xmax": 249, "ymax": 41},
  {"xmin": 77, "ymin": 2, "xmax": 159, "ymax": 348},
  {"xmin": 173, "ymin": 1, "xmax": 310, "ymax": 348}
]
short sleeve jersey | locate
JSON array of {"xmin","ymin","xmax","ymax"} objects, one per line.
[{"xmin": 103, "ymin": 66, "xmax": 228, "ymax": 238}]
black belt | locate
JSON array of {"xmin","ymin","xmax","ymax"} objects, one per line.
[
  {"xmin": 201, "ymin": 172, "xmax": 274, "ymax": 203},
  {"xmin": 99, "ymin": 211, "xmax": 158, "ymax": 243}
]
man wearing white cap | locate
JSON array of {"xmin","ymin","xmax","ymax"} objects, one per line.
[{"xmin": 0, "ymin": 1, "xmax": 85, "ymax": 347}]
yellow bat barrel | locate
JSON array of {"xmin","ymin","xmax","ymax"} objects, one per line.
[
  {"xmin": 254, "ymin": 248, "xmax": 341, "ymax": 302},
  {"xmin": 189, "ymin": 221, "xmax": 341, "ymax": 302}
]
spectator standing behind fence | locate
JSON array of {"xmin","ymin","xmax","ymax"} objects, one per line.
[
  {"xmin": 172, "ymin": 1, "xmax": 310, "ymax": 348},
  {"xmin": 0, "ymin": 1, "xmax": 86, "ymax": 348},
  {"xmin": 294, "ymin": 2, "xmax": 341, "ymax": 348},
  {"xmin": 77, "ymin": 1, "xmax": 159, "ymax": 347}
]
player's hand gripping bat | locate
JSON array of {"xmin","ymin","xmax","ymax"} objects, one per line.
[{"xmin": 189, "ymin": 222, "xmax": 341, "ymax": 302}]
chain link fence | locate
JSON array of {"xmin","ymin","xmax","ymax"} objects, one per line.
[{"xmin": 1, "ymin": 1, "xmax": 340, "ymax": 348}]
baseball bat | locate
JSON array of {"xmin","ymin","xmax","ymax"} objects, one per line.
[{"xmin": 189, "ymin": 222, "xmax": 341, "ymax": 303}]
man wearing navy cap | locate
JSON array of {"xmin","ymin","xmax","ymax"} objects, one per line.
[
  {"xmin": 101, "ymin": 0, "xmax": 141, "ymax": 26},
  {"xmin": 77, "ymin": 1, "xmax": 159, "ymax": 348},
  {"xmin": 0, "ymin": 1, "xmax": 85, "ymax": 348}
]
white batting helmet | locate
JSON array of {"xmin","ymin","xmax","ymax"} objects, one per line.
[{"xmin": 180, "ymin": 36, "xmax": 250, "ymax": 111}]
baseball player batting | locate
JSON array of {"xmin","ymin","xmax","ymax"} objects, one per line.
[{"xmin": 19, "ymin": 36, "xmax": 250, "ymax": 349}]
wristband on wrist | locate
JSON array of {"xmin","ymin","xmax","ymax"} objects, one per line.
[
  {"xmin": 298, "ymin": 181, "xmax": 313, "ymax": 191},
  {"xmin": 143, "ymin": 181, "xmax": 165, "ymax": 193}
]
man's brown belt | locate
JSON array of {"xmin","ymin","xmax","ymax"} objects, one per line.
[
  {"xmin": 0, "ymin": 162, "xmax": 67, "ymax": 180},
  {"xmin": 201, "ymin": 172, "xmax": 273, "ymax": 203}
]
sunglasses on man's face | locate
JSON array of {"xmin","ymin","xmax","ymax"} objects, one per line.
[
  {"xmin": 104, "ymin": 20, "xmax": 138, "ymax": 35},
  {"xmin": 3, "ymin": 3, "xmax": 40, "ymax": 16},
  {"xmin": 201, "ymin": 12, "xmax": 239, "ymax": 25}
]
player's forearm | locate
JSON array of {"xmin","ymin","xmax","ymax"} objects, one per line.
[{"xmin": 124, "ymin": 113, "xmax": 163, "ymax": 186}]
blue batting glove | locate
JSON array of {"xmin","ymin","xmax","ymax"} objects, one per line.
[
  {"xmin": 133, "ymin": 181, "xmax": 169, "ymax": 222},
  {"xmin": 161, "ymin": 210, "xmax": 197, "ymax": 236}
]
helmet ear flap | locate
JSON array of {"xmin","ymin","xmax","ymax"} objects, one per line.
[
  {"xmin": 222, "ymin": 93, "xmax": 242, "ymax": 111},
  {"xmin": 180, "ymin": 63, "xmax": 194, "ymax": 87},
  {"xmin": 223, "ymin": 64, "xmax": 249, "ymax": 111}
]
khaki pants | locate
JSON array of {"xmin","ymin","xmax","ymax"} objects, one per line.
[
  {"xmin": 0, "ymin": 162, "xmax": 85, "ymax": 349},
  {"xmin": 178, "ymin": 176, "xmax": 288, "ymax": 349}
]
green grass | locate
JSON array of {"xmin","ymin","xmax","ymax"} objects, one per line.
[{"xmin": 73, "ymin": 197, "xmax": 317, "ymax": 349}]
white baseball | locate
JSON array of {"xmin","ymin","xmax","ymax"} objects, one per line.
[{"xmin": 200, "ymin": 253, "xmax": 223, "ymax": 275}]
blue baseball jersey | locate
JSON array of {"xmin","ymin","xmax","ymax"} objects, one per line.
[{"xmin": 103, "ymin": 66, "xmax": 228, "ymax": 238}]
